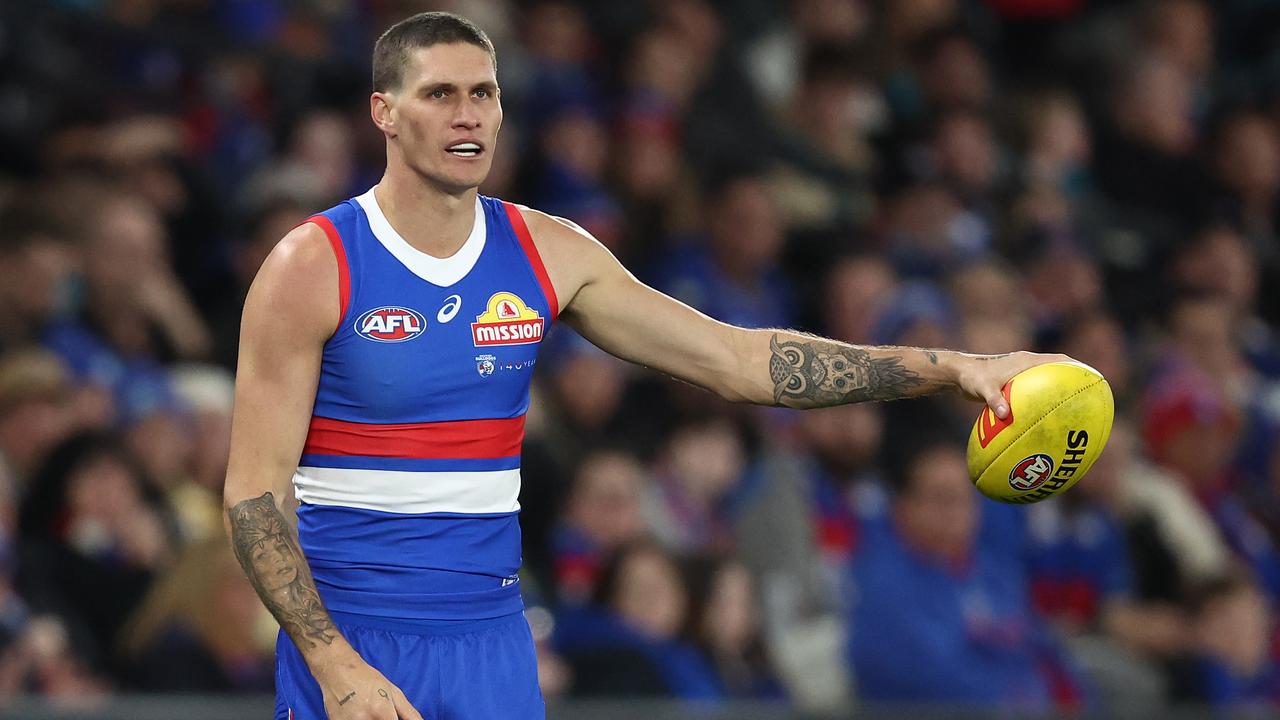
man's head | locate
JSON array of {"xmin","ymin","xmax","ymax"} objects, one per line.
[
  {"xmin": 371, "ymin": 13, "xmax": 502, "ymax": 194},
  {"xmin": 888, "ymin": 440, "xmax": 978, "ymax": 564}
]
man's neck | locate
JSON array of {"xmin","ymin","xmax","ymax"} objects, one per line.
[{"xmin": 374, "ymin": 169, "xmax": 479, "ymax": 259}]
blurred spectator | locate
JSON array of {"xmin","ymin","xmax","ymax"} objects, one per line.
[
  {"xmin": 208, "ymin": 198, "xmax": 310, "ymax": 370},
  {"xmin": 644, "ymin": 417, "xmax": 747, "ymax": 554},
  {"xmin": 0, "ymin": 215, "xmax": 75, "ymax": 354},
  {"xmin": 654, "ymin": 169, "xmax": 795, "ymax": 330},
  {"xmin": 552, "ymin": 450, "xmax": 649, "ymax": 602},
  {"xmin": 1023, "ymin": 466, "xmax": 1182, "ymax": 708},
  {"xmin": 17, "ymin": 433, "xmax": 171, "ymax": 674},
  {"xmin": 532, "ymin": 107, "xmax": 622, "ymax": 253},
  {"xmin": 1210, "ymin": 110, "xmax": 1279, "ymax": 261},
  {"xmin": 1169, "ymin": 570, "xmax": 1280, "ymax": 709},
  {"xmin": 1018, "ymin": 90, "xmax": 1093, "ymax": 198},
  {"xmin": 682, "ymin": 557, "xmax": 782, "ymax": 699},
  {"xmin": 1095, "ymin": 52, "xmax": 1207, "ymax": 245},
  {"xmin": 42, "ymin": 194, "xmax": 211, "ymax": 426},
  {"xmin": 821, "ymin": 255, "xmax": 897, "ymax": 344},
  {"xmin": 882, "ymin": 181, "xmax": 989, "ymax": 278},
  {"xmin": 1106, "ymin": 418, "xmax": 1232, "ymax": 603},
  {"xmin": 1059, "ymin": 311, "xmax": 1134, "ymax": 409},
  {"xmin": 849, "ymin": 439, "xmax": 1080, "ymax": 711},
  {"xmin": 0, "ymin": 349, "xmax": 78, "ymax": 490},
  {"xmin": 732, "ymin": 404, "xmax": 879, "ymax": 712},
  {"xmin": 1169, "ymin": 226, "xmax": 1280, "ymax": 379},
  {"xmin": 768, "ymin": 44, "xmax": 880, "ymax": 240},
  {"xmin": 241, "ymin": 109, "xmax": 356, "ymax": 211},
  {"xmin": 0, "ymin": 615, "xmax": 110, "ymax": 706},
  {"xmin": 167, "ymin": 364, "xmax": 235, "ymax": 542},
  {"xmin": 554, "ymin": 542, "xmax": 721, "ymax": 699},
  {"xmin": 118, "ymin": 539, "xmax": 274, "ymax": 693}
]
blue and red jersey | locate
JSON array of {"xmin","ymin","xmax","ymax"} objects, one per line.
[{"xmin": 293, "ymin": 188, "xmax": 557, "ymax": 622}]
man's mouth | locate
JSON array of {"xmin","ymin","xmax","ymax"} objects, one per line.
[{"xmin": 446, "ymin": 142, "xmax": 484, "ymax": 158}]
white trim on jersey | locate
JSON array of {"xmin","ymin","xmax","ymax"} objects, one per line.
[
  {"xmin": 355, "ymin": 187, "xmax": 486, "ymax": 287},
  {"xmin": 293, "ymin": 466, "xmax": 521, "ymax": 515}
]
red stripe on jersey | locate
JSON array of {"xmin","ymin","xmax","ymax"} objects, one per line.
[
  {"xmin": 502, "ymin": 202, "xmax": 559, "ymax": 321},
  {"xmin": 303, "ymin": 415, "xmax": 525, "ymax": 460},
  {"xmin": 308, "ymin": 215, "xmax": 351, "ymax": 334}
]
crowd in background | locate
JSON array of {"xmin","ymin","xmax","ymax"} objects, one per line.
[{"xmin": 2, "ymin": 0, "xmax": 1280, "ymax": 714}]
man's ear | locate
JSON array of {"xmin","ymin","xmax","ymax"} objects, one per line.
[{"xmin": 371, "ymin": 92, "xmax": 396, "ymax": 137}]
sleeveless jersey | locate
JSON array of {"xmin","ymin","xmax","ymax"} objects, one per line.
[{"xmin": 293, "ymin": 188, "xmax": 557, "ymax": 622}]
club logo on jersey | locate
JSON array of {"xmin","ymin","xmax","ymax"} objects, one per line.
[
  {"xmin": 355, "ymin": 306, "xmax": 426, "ymax": 343},
  {"xmin": 476, "ymin": 354, "xmax": 496, "ymax": 377},
  {"xmin": 976, "ymin": 381, "xmax": 1015, "ymax": 449},
  {"xmin": 471, "ymin": 292, "xmax": 545, "ymax": 347},
  {"xmin": 1009, "ymin": 453, "xmax": 1055, "ymax": 492}
]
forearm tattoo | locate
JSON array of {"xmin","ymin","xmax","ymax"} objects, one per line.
[
  {"xmin": 228, "ymin": 492, "xmax": 337, "ymax": 649},
  {"xmin": 768, "ymin": 334, "xmax": 932, "ymax": 407}
]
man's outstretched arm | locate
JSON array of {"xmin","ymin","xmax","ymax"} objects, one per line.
[{"xmin": 523, "ymin": 209, "xmax": 1064, "ymax": 418}]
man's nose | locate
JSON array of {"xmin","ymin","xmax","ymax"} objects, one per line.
[{"xmin": 453, "ymin": 100, "xmax": 480, "ymax": 129}]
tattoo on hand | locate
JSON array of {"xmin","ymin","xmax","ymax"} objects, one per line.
[
  {"xmin": 378, "ymin": 689, "xmax": 390, "ymax": 700},
  {"xmin": 769, "ymin": 334, "xmax": 929, "ymax": 407},
  {"xmin": 926, "ymin": 350, "xmax": 938, "ymax": 365},
  {"xmin": 228, "ymin": 492, "xmax": 337, "ymax": 649},
  {"xmin": 339, "ymin": 692, "xmax": 356, "ymax": 706}
]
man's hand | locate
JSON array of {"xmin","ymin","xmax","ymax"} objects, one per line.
[
  {"xmin": 315, "ymin": 651, "xmax": 424, "ymax": 720},
  {"xmin": 953, "ymin": 351, "xmax": 1073, "ymax": 420}
]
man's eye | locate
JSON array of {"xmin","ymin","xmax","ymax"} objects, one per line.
[
  {"xmin": 431, "ymin": 89, "xmax": 447, "ymax": 99},
  {"xmin": 475, "ymin": 89, "xmax": 489, "ymax": 99}
]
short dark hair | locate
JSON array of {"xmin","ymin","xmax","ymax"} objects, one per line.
[{"xmin": 372, "ymin": 12, "xmax": 496, "ymax": 92}]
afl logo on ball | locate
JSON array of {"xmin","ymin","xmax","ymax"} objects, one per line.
[
  {"xmin": 355, "ymin": 306, "xmax": 426, "ymax": 343},
  {"xmin": 1009, "ymin": 453, "xmax": 1055, "ymax": 492}
]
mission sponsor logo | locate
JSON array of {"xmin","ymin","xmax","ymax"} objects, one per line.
[
  {"xmin": 472, "ymin": 292, "xmax": 545, "ymax": 347},
  {"xmin": 355, "ymin": 306, "xmax": 426, "ymax": 343}
]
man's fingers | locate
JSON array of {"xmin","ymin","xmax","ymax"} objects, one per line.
[
  {"xmin": 392, "ymin": 689, "xmax": 425, "ymax": 720},
  {"xmin": 985, "ymin": 386, "xmax": 1009, "ymax": 420}
]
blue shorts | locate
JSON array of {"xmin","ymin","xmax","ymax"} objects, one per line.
[{"xmin": 275, "ymin": 610, "xmax": 544, "ymax": 719}]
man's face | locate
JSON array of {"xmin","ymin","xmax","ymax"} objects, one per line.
[
  {"xmin": 894, "ymin": 446, "xmax": 978, "ymax": 563},
  {"xmin": 374, "ymin": 42, "xmax": 502, "ymax": 194}
]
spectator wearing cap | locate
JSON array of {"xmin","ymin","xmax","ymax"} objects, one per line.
[
  {"xmin": 849, "ymin": 439, "xmax": 1081, "ymax": 711},
  {"xmin": 0, "ymin": 349, "xmax": 77, "ymax": 492}
]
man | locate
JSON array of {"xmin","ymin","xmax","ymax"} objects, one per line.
[
  {"xmin": 849, "ymin": 440, "xmax": 1077, "ymax": 709},
  {"xmin": 224, "ymin": 12, "xmax": 1067, "ymax": 720}
]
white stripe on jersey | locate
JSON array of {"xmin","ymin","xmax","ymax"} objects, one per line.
[{"xmin": 293, "ymin": 466, "xmax": 521, "ymax": 515}]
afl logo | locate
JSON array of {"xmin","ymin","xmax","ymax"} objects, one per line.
[
  {"xmin": 355, "ymin": 306, "xmax": 426, "ymax": 343},
  {"xmin": 1009, "ymin": 453, "xmax": 1055, "ymax": 492}
]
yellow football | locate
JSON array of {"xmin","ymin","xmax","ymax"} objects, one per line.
[{"xmin": 966, "ymin": 361, "xmax": 1114, "ymax": 504}]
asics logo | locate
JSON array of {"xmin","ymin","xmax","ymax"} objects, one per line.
[{"xmin": 438, "ymin": 295, "xmax": 462, "ymax": 323}]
